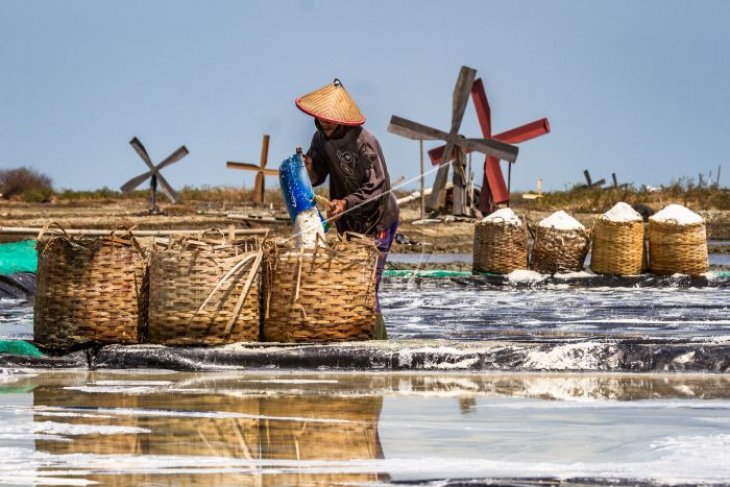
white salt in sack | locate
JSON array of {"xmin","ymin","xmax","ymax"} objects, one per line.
[
  {"xmin": 482, "ymin": 208, "xmax": 521, "ymax": 226},
  {"xmin": 603, "ymin": 202, "xmax": 642, "ymax": 222},
  {"xmin": 293, "ymin": 207, "xmax": 325, "ymax": 248},
  {"xmin": 650, "ymin": 204, "xmax": 704, "ymax": 225},
  {"xmin": 538, "ymin": 210, "xmax": 584, "ymax": 230}
]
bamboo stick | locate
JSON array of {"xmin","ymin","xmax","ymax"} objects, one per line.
[{"xmin": 0, "ymin": 226, "xmax": 269, "ymax": 237}]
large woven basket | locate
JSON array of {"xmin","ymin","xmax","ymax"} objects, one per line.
[
  {"xmin": 530, "ymin": 226, "xmax": 590, "ymax": 274},
  {"xmin": 649, "ymin": 220, "xmax": 708, "ymax": 276},
  {"xmin": 263, "ymin": 235, "xmax": 379, "ymax": 343},
  {"xmin": 473, "ymin": 219, "xmax": 528, "ymax": 274},
  {"xmin": 147, "ymin": 236, "xmax": 263, "ymax": 345},
  {"xmin": 34, "ymin": 233, "xmax": 147, "ymax": 348},
  {"xmin": 590, "ymin": 217, "xmax": 646, "ymax": 275}
]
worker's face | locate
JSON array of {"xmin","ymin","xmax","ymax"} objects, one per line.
[{"xmin": 317, "ymin": 118, "xmax": 339, "ymax": 137}]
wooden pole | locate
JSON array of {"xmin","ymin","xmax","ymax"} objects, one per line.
[
  {"xmin": 419, "ymin": 140, "xmax": 425, "ymax": 220},
  {"xmin": 0, "ymin": 227, "xmax": 270, "ymax": 237}
]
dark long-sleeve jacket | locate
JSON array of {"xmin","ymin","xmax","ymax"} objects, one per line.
[{"xmin": 306, "ymin": 123, "xmax": 399, "ymax": 235}]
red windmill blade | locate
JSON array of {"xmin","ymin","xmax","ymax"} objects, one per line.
[{"xmin": 428, "ymin": 78, "xmax": 550, "ymax": 213}]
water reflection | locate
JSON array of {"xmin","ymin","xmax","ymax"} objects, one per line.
[{"xmin": 0, "ymin": 371, "xmax": 728, "ymax": 485}]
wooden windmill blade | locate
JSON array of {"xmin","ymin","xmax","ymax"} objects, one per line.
[
  {"xmin": 442, "ymin": 66, "xmax": 477, "ymax": 163},
  {"xmin": 387, "ymin": 116, "xmax": 450, "ymax": 141},
  {"xmin": 226, "ymin": 134, "xmax": 277, "ymax": 204},
  {"xmin": 254, "ymin": 133, "xmax": 271, "ymax": 203},
  {"xmin": 462, "ymin": 138, "xmax": 519, "ymax": 163},
  {"xmin": 155, "ymin": 171, "xmax": 181, "ymax": 203},
  {"xmin": 121, "ymin": 137, "xmax": 187, "ymax": 211}
]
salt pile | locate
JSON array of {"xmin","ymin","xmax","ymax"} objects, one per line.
[
  {"xmin": 482, "ymin": 208, "xmax": 521, "ymax": 226},
  {"xmin": 650, "ymin": 204, "xmax": 704, "ymax": 225},
  {"xmin": 293, "ymin": 207, "xmax": 326, "ymax": 247},
  {"xmin": 603, "ymin": 202, "xmax": 642, "ymax": 222},
  {"xmin": 538, "ymin": 210, "xmax": 584, "ymax": 230}
]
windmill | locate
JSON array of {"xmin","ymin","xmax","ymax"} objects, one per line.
[
  {"xmin": 388, "ymin": 66, "xmax": 519, "ymax": 216},
  {"xmin": 120, "ymin": 137, "xmax": 188, "ymax": 213},
  {"xmin": 428, "ymin": 77, "xmax": 550, "ymax": 214},
  {"xmin": 226, "ymin": 134, "xmax": 279, "ymax": 205}
]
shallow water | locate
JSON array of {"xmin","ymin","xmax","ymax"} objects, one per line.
[
  {"xmin": 389, "ymin": 251, "xmax": 730, "ymax": 266},
  {"xmin": 0, "ymin": 370, "xmax": 729, "ymax": 486},
  {"xmin": 3, "ymin": 279, "xmax": 730, "ymax": 342},
  {"xmin": 382, "ymin": 285, "xmax": 730, "ymax": 340}
]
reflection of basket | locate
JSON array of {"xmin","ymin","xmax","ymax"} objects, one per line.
[
  {"xmin": 34, "ymin": 234, "xmax": 147, "ymax": 348},
  {"xmin": 649, "ymin": 220, "xmax": 708, "ymax": 276},
  {"xmin": 33, "ymin": 385, "xmax": 142, "ymax": 456},
  {"xmin": 263, "ymin": 235, "xmax": 378, "ymax": 342},
  {"xmin": 473, "ymin": 220, "xmax": 528, "ymax": 274},
  {"xmin": 260, "ymin": 395, "xmax": 385, "ymax": 486},
  {"xmin": 590, "ymin": 218, "xmax": 645, "ymax": 275},
  {"xmin": 147, "ymin": 237, "xmax": 263, "ymax": 345},
  {"xmin": 138, "ymin": 392, "xmax": 260, "ymax": 459},
  {"xmin": 530, "ymin": 226, "xmax": 590, "ymax": 274}
]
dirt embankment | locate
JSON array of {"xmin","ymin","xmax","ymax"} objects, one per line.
[{"xmin": 2, "ymin": 200, "xmax": 730, "ymax": 257}]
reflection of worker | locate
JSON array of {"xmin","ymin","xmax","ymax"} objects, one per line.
[{"xmin": 296, "ymin": 78, "xmax": 399, "ymax": 340}]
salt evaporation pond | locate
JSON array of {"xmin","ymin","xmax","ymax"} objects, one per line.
[{"xmin": 0, "ymin": 370, "xmax": 728, "ymax": 486}]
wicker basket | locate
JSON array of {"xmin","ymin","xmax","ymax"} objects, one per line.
[
  {"xmin": 147, "ymin": 237, "xmax": 263, "ymax": 345},
  {"xmin": 649, "ymin": 220, "xmax": 708, "ymax": 276},
  {"xmin": 34, "ymin": 234, "xmax": 147, "ymax": 348},
  {"xmin": 473, "ymin": 219, "xmax": 528, "ymax": 274},
  {"xmin": 590, "ymin": 217, "xmax": 646, "ymax": 275},
  {"xmin": 263, "ymin": 235, "xmax": 379, "ymax": 343},
  {"xmin": 530, "ymin": 226, "xmax": 590, "ymax": 274}
]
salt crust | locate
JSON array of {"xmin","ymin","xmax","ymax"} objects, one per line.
[
  {"xmin": 482, "ymin": 208, "xmax": 521, "ymax": 226},
  {"xmin": 538, "ymin": 210, "xmax": 584, "ymax": 230},
  {"xmin": 603, "ymin": 202, "xmax": 642, "ymax": 222},
  {"xmin": 650, "ymin": 204, "xmax": 704, "ymax": 225}
]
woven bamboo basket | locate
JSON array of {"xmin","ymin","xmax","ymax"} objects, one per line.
[
  {"xmin": 649, "ymin": 220, "xmax": 708, "ymax": 276},
  {"xmin": 590, "ymin": 217, "xmax": 646, "ymax": 275},
  {"xmin": 147, "ymin": 236, "xmax": 263, "ymax": 345},
  {"xmin": 473, "ymin": 219, "xmax": 528, "ymax": 274},
  {"xmin": 34, "ymin": 232, "xmax": 147, "ymax": 348},
  {"xmin": 263, "ymin": 235, "xmax": 379, "ymax": 343},
  {"xmin": 530, "ymin": 226, "xmax": 590, "ymax": 274}
]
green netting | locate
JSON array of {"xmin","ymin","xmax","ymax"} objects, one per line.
[
  {"xmin": 0, "ymin": 340, "xmax": 43, "ymax": 357},
  {"xmin": 0, "ymin": 240, "xmax": 37, "ymax": 275}
]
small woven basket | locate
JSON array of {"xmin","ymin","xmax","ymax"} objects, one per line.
[
  {"xmin": 649, "ymin": 220, "xmax": 708, "ymax": 276},
  {"xmin": 590, "ymin": 217, "xmax": 646, "ymax": 275},
  {"xmin": 34, "ymin": 230, "xmax": 147, "ymax": 348},
  {"xmin": 263, "ymin": 234, "xmax": 379, "ymax": 343},
  {"xmin": 473, "ymin": 219, "xmax": 528, "ymax": 274},
  {"xmin": 530, "ymin": 226, "xmax": 590, "ymax": 274},
  {"xmin": 147, "ymin": 235, "xmax": 264, "ymax": 345}
]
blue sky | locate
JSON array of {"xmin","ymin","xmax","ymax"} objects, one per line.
[{"xmin": 1, "ymin": 0, "xmax": 728, "ymax": 193}]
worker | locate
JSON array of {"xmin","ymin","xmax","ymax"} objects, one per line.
[{"xmin": 296, "ymin": 78, "xmax": 399, "ymax": 339}]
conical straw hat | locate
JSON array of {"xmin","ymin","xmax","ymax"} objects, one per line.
[{"xmin": 295, "ymin": 78, "xmax": 365, "ymax": 126}]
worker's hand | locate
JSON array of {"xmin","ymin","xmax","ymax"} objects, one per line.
[{"xmin": 328, "ymin": 199, "xmax": 347, "ymax": 221}]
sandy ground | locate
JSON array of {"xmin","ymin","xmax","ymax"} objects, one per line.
[{"xmin": 2, "ymin": 199, "xmax": 729, "ymax": 270}]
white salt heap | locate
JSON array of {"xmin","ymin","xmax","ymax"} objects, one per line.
[
  {"xmin": 482, "ymin": 208, "xmax": 521, "ymax": 226},
  {"xmin": 603, "ymin": 202, "xmax": 642, "ymax": 222},
  {"xmin": 538, "ymin": 210, "xmax": 584, "ymax": 230},
  {"xmin": 293, "ymin": 207, "xmax": 326, "ymax": 247},
  {"xmin": 650, "ymin": 204, "xmax": 704, "ymax": 225}
]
